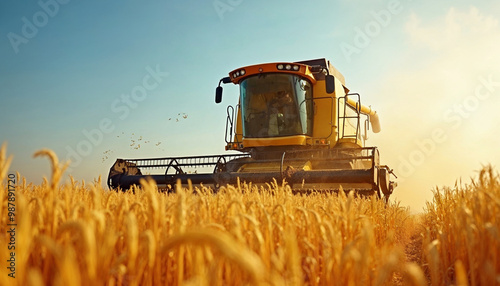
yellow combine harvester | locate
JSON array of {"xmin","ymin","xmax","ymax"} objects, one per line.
[{"xmin": 108, "ymin": 58, "xmax": 396, "ymax": 199}]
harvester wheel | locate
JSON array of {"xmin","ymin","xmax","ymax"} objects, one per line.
[
  {"xmin": 213, "ymin": 156, "xmax": 227, "ymax": 191},
  {"xmin": 164, "ymin": 159, "xmax": 184, "ymax": 192}
]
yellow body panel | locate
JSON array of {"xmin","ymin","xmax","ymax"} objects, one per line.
[
  {"xmin": 242, "ymin": 135, "xmax": 308, "ymax": 148},
  {"xmin": 234, "ymin": 106, "xmax": 243, "ymax": 143},
  {"xmin": 308, "ymin": 70, "xmax": 363, "ymax": 148}
]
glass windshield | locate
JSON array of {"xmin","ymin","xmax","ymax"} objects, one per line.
[{"xmin": 240, "ymin": 73, "xmax": 313, "ymax": 138}]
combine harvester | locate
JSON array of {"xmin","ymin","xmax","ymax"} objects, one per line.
[{"xmin": 108, "ymin": 58, "xmax": 396, "ymax": 199}]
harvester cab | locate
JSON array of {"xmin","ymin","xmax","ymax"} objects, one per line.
[{"xmin": 108, "ymin": 58, "xmax": 396, "ymax": 199}]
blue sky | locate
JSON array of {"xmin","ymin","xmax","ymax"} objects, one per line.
[{"xmin": 1, "ymin": 0, "xmax": 500, "ymax": 211}]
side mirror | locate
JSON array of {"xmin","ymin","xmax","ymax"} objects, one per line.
[
  {"xmin": 325, "ymin": 75, "xmax": 335, "ymax": 94},
  {"xmin": 215, "ymin": 86, "xmax": 223, "ymax": 103},
  {"xmin": 215, "ymin": 77, "xmax": 231, "ymax": 104}
]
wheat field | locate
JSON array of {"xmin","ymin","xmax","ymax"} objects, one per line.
[{"xmin": 0, "ymin": 145, "xmax": 499, "ymax": 285}]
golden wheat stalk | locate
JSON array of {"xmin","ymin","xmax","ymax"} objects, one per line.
[
  {"xmin": 0, "ymin": 142, "xmax": 13, "ymax": 183},
  {"xmin": 33, "ymin": 149, "xmax": 69, "ymax": 190},
  {"xmin": 161, "ymin": 229, "xmax": 268, "ymax": 285}
]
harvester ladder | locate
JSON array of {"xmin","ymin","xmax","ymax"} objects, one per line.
[
  {"xmin": 225, "ymin": 105, "xmax": 242, "ymax": 145},
  {"xmin": 338, "ymin": 93, "xmax": 361, "ymax": 144}
]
